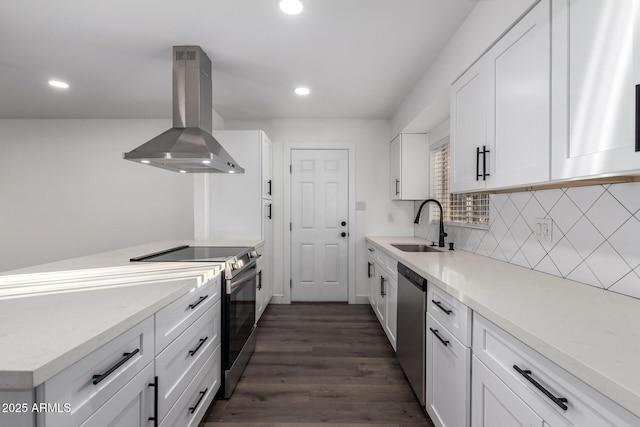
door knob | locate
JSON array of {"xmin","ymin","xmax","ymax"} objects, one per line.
[
  {"xmin": 341, "ymin": 232, "xmax": 347, "ymax": 237},
  {"xmin": 341, "ymin": 221, "xmax": 347, "ymax": 226}
]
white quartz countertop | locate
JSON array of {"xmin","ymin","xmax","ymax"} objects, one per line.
[
  {"xmin": 0, "ymin": 239, "xmax": 260, "ymax": 390},
  {"xmin": 366, "ymin": 235, "xmax": 640, "ymax": 419}
]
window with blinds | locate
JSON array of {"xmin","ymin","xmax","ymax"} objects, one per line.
[{"xmin": 430, "ymin": 141, "xmax": 489, "ymax": 226}]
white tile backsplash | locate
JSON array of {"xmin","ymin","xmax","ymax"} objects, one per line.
[{"xmin": 415, "ymin": 182, "xmax": 640, "ymax": 300}]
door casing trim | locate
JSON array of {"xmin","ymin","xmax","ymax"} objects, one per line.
[{"xmin": 283, "ymin": 142, "xmax": 357, "ymax": 304}]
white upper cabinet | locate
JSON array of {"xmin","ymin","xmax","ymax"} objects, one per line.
[
  {"xmin": 451, "ymin": 58, "xmax": 491, "ymax": 193},
  {"xmin": 551, "ymin": 0, "xmax": 639, "ymax": 179},
  {"xmin": 390, "ymin": 133, "xmax": 430, "ymax": 200},
  {"xmin": 261, "ymin": 133, "xmax": 273, "ymax": 200},
  {"xmin": 451, "ymin": 0, "xmax": 551, "ymax": 193}
]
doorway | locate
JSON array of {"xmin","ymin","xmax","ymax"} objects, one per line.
[{"xmin": 284, "ymin": 143, "xmax": 356, "ymax": 303}]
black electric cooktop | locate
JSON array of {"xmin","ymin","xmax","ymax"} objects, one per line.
[{"xmin": 130, "ymin": 245, "xmax": 249, "ymax": 262}]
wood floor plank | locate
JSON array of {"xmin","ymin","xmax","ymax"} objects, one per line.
[{"xmin": 199, "ymin": 303, "xmax": 435, "ymax": 426}]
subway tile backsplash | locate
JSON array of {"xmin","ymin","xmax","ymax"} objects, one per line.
[{"xmin": 415, "ymin": 182, "xmax": 640, "ymax": 300}]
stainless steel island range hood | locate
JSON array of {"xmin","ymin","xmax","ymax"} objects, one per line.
[{"xmin": 123, "ymin": 46, "xmax": 244, "ymax": 174}]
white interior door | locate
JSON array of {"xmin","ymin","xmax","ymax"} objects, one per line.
[{"xmin": 290, "ymin": 149, "xmax": 349, "ymax": 301}]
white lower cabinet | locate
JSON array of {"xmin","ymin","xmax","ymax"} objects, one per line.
[
  {"xmin": 426, "ymin": 312, "xmax": 470, "ymax": 427},
  {"xmin": 38, "ymin": 316, "xmax": 155, "ymax": 427},
  {"xmin": 79, "ymin": 362, "xmax": 156, "ymax": 427},
  {"xmin": 159, "ymin": 345, "xmax": 220, "ymax": 427},
  {"xmin": 471, "ymin": 355, "xmax": 543, "ymax": 427},
  {"xmin": 28, "ymin": 272, "xmax": 223, "ymax": 427},
  {"xmin": 366, "ymin": 244, "xmax": 397, "ymax": 351},
  {"xmin": 155, "ymin": 302, "xmax": 220, "ymax": 422},
  {"xmin": 472, "ymin": 313, "xmax": 640, "ymax": 427}
]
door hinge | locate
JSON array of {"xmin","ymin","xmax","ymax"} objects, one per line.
[
  {"xmin": 289, "ymin": 164, "xmax": 292, "ymax": 174},
  {"xmin": 290, "ymin": 279, "xmax": 292, "ymax": 288},
  {"xmin": 289, "ymin": 222, "xmax": 292, "ymax": 231}
]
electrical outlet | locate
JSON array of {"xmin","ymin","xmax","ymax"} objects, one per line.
[{"xmin": 534, "ymin": 218, "xmax": 552, "ymax": 242}]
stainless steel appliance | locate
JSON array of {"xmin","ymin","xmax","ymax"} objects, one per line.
[
  {"xmin": 396, "ymin": 262, "xmax": 428, "ymax": 406},
  {"xmin": 130, "ymin": 245, "xmax": 259, "ymax": 398},
  {"xmin": 123, "ymin": 46, "xmax": 244, "ymax": 174}
]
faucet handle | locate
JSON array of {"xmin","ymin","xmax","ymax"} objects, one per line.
[{"xmin": 431, "ymin": 241, "xmax": 437, "ymax": 246}]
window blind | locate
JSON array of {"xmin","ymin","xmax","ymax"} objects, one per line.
[{"xmin": 430, "ymin": 142, "xmax": 489, "ymax": 226}]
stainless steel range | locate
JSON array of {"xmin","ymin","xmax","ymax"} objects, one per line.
[{"xmin": 130, "ymin": 245, "xmax": 259, "ymax": 398}]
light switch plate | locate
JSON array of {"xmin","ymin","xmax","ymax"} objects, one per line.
[
  {"xmin": 534, "ymin": 218, "xmax": 552, "ymax": 242},
  {"xmin": 356, "ymin": 201, "xmax": 366, "ymax": 211}
]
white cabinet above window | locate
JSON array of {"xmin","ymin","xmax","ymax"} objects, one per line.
[
  {"xmin": 451, "ymin": 0, "xmax": 551, "ymax": 193},
  {"xmin": 390, "ymin": 133, "xmax": 430, "ymax": 200}
]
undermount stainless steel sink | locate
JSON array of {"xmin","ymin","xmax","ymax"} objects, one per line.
[{"xmin": 391, "ymin": 244, "xmax": 442, "ymax": 253}]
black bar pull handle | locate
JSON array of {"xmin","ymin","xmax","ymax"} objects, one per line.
[
  {"xmin": 92, "ymin": 348, "xmax": 140, "ymax": 385},
  {"xmin": 380, "ymin": 276, "xmax": 386, "ymax": 297},
  {"xmin": 267, "ymin": 179, "xmax": 272, "ymax": 195},
  {"xmin": 367, "ymin": 262, "xmax": 372, "ymax": 278},
  {"xmin": 432, "ymin": 299, "xmax": 452, "ymax": 315},
  {"xmin": 268, "ymin": 203, "xmax": 272, "ymax": 219},
  {"xmin": 429, "ymin": 328, "xmax": 450, "ymax": 347},
  {"xmin": 188, "ymin": 388, "xmax": 209, "ymax": 414},
  {"xmin": 257, "ymin": 270, "xmax": 262, "ymax": 290},
  {"xmin": 188, "ymin": 295, "xmax": 208, "ymax": 310},
  {"xmin": 148, "ymin": 376, "xmax": 159, "ymax": 426},
  {"xmin": 395, "ymin": 179, "xmax": 400, "ymax": 195},
  {"xmin": 513, "ymin": 365, "xmax": 568, "ymax": 410},
  {"xmin": 476, "ymin": 147, "xmax": 481, "ymax": 180},
  {"xmin": 188, "ymin": 337, "xmax": 208, "ymax": 357},
  {"xmin": 482, "ymin": 145, "xmax": 490, "ymax": 180}
]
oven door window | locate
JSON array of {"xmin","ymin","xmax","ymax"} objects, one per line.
[{"xmin": 229, "ymin": 264, "xmax": 257, "ymax": 366}]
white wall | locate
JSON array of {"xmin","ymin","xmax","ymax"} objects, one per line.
[
  {"xmin": 392, "ymin": 0, "xmax": 537, "ymax": 135},
  {"xmin": 0, "ymin": 119, "xmax": 195, "ymax": 272},
  {"xmin": 224, "ymin": 119, "xmax": 415, "ymax": 303}
]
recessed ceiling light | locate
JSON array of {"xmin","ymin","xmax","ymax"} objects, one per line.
[
  {"xmin": 295, "ymin": 87, "xmax": 310, "ymax": 96},
  {"xmin": 48, "ymin": 80, "xmax": 69, "ymax": 89},
  {"xmin": 278, "ymin": 0, "xmax": 304, "ymax": 15},
  {"xmin": 179, "ymin": 170, "xmax": 187, "ymax": 174},
  {"xmin": 140, "ymin": 160, "xmax": 150, "ymax": 164}
]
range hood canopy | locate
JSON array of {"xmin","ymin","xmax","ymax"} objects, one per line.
[{"xmin": 123, "ymin": 46, "xmax": 244, "ymax": 174}]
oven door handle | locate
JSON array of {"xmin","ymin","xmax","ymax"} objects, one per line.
[{"xmin": 227, "ymin": 263, "xmax": 257, "ymax": 294}]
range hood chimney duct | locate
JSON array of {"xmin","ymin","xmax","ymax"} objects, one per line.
[{"xmin": 123, "ymin": 46, "xmax": 243, "ymax": 174}]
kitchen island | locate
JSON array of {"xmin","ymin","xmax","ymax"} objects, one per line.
[
  {"xmin": 0, "ymin": 239, "xmax": 261, "ymax": 427},
  {"xmin": 367, "ymin": 235, "xmax": 640, "ymax": 423}
]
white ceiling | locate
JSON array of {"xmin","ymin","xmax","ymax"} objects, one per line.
[{"xmin": 0, "ymin": 0, "xmax": 475, "ymax": 120}]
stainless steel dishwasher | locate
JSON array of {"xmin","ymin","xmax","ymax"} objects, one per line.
[{"xmin": 396, "ymin": 262, "xmax": 428, "ymax": 406}]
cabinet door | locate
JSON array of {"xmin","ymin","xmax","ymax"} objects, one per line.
[
  {"xmin": 261, "ymin": 132, "xmax": 273, "ymax": 200},
  {"xmin": 426, "ymin": 314, "xmax": 470, "ymax": 427},
  {"xmin": 79, "ymin": 362, "xmax": 155, "ymax": 427},
  {"xmin": 256, "ymin": 257, "xmax": 265, "ymax": 322},
  {"xmin": 390, "ymin": 135, "xmax": 401, "ymax": 200},
  {"xmin": 375, "ymin": 266, "xmax": 386, "ymax": 324},
  {"xmin": 261, "ymin": 199, "xmax": 273, "ymax": 305},
  {"xmin": 471, "ymin": 356, "xmax": 543, "ymax": 427},
  {"xmin": 451, "ymin": 58, "xmax": 491, "ymax": 193},
  {"xmin": 551, "ymin": 0, "xmax": 638, "ymax": 179},
  {"xmin": 384, "ymin": 275, "xmax": 397, "ymax": 351},
  {"xmin": 487, "ymin": 0, "xmax": 550, "ymax": 188}
]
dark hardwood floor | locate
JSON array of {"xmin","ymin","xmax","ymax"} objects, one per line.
[{"xmin": 200, "ymin": 303, "xmax": 435, "ymax": 427}]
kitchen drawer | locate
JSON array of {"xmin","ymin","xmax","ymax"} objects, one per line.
[
  {"xmin": 38, "ymin": 316, "xmax": 154, "ymax": 427},
  {"xmin": 427, "ymin": 283, "xmax": 471, "ymax": 346},
  {"xmin": 156, "ymin": 301, "xmax": 220, "ymax": 423},
  {"xmin": 473, "ymin": 313, "xmax": 640, "ymax": 426},
  {"xmin": 159, "ymin": 344, "xmax": 221, "ymax": 427},
  {"xmin": 79, "ymin": 361, "xmax": 155, "ymax": 427},
  {"xmin": 385, "ymin": 255, "xmax": 398, "ymax": 281},
  {"xmin": 155, "ymin": 273, "xmax": 220, "ymax": 354}
]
